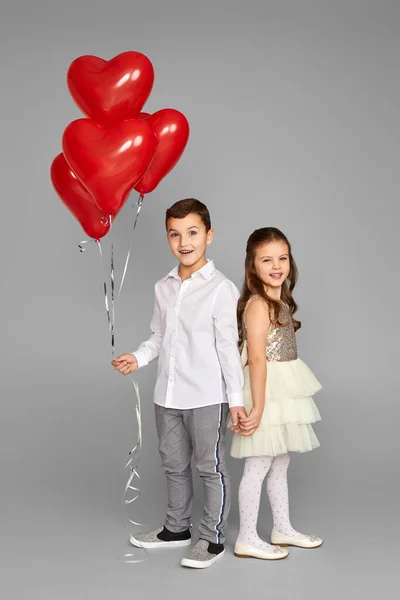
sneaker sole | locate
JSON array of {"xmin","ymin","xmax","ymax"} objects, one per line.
[
  {"xmin": 181, "ymin": 549, "xmax": 225, "ymax": 569},
  {"xmin": 130, "ymin": 536, "xmax": 192, "ymax": 549}
]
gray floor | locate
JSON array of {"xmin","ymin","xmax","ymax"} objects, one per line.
[
  {"xmin": 2, "ymin": 383, "xmax": 397, "ymax": 600},
  {"xmin": 1, "ymin": 479, "xmax": 396, "ymax": 600}
]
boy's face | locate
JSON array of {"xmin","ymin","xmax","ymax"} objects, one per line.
[{"xmin": 166, "ymin": 213, "xmax": 214, "ymax": 268}]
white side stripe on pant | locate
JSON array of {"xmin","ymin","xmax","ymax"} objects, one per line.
[{"xmin": 214, "ymin": 404, "xmax": 226, "ymax": 544}]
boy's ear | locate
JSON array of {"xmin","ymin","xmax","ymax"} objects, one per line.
[{"xmin": 206, "ymin": 229, "xmax": 214, "ymax": 245}]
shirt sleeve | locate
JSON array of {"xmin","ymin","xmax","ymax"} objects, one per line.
[
  {"xmin": 132, "ymin": 283, "xmax": 164, "ymax": 368},
  {"xmin": 212, "ymin": 280, "xmax": 244, "ymax": 408}
]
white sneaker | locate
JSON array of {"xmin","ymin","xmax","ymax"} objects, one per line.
[{"xmin": 181, "ymin": 540, "xmax": 225, "ymax": 569}]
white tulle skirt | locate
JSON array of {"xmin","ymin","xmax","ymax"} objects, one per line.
[{"xmin": 230, "ymin": 358, "xmax": 322, "ymax": 458}]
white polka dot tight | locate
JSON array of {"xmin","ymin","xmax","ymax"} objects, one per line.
[{"xmin": 237, "ymin": 453, "xmax": 307, "ymax": 550}]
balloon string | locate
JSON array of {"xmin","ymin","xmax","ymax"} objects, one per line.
[
  {"xmin": 78, "ymin": 239, "xmax": 96, "ymax": 253},
  {"xmin": 118, "ymin": 194, "xmax": 144, "ymax": 298},
  {"xmin": 110, "ymin": 243, "xmax": 115, "ymax": 359},
  {"xmin": 124, "ymin": 377, "xmax": 143, "ymax": 505},
  {"xmin": 96, "ymin": 238, "xmax": 115, "ymax": 359},
  {"xmin": 98, "ymin": 207, "xmax": 148, "ymax": 563},
  {"xmin": 81, "ymin": 205, "xmax": 147, "ymax": 562}
]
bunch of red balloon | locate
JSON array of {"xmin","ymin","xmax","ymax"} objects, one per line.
[
  {"xmin": 50, "ymin": 53, "xmax": 189, "ymax": 562},
  {"xmin": 51, "ymin": 51, "xmax": 190, "ymax": 240}
]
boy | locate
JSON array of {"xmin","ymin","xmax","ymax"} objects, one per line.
[{"xmin": 112, "ymin": 198, "xmax": 246, "ymax": 569}]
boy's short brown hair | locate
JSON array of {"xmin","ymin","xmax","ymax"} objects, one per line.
[{"xmin": 165, "ymin": 199, "xmax": 211, "ymax": 232}]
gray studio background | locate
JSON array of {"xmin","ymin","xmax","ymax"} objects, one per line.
[{"xmin": 1, "ymin": 1, "xmax": 398, "ymax": 598}]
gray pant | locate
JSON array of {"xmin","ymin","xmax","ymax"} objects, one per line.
[{"xmin": 154, "ymin": 403, "xmax": 230, "ymax": 545}]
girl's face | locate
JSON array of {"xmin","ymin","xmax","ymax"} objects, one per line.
[{"xmin": 254, "ymin": 240, "xmax": 290, "ymax": 291}]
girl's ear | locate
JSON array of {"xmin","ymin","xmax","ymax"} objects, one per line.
[{"xmin": 206, "ymin": 229, "xmax": 215, "ymax": 245}]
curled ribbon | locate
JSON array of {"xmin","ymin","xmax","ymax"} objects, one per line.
[{"xmin": 80, "ymin": 195, "xmax": 148, "ymax": 563}]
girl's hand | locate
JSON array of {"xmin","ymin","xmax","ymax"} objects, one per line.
[
  {"xmin": 112, "ymin": 353, "xmax": 138, "ymax": 375},
  {"xmin": 239, "ymin": 408, "xmax": 263, "ymax": 436}
]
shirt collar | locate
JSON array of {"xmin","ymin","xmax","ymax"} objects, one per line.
[
  {"xmin": 163, "ymin": 265, "xmax": 180, "ymax": 281},
  {"xmin": 163, "ymin": 259, "xmax": 215, "ymax": 281}
]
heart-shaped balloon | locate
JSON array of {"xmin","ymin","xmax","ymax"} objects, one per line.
[
  {"xmin": 135, "ymin": 109, "xmax": 190, "ymax": 195},
  {"xmin": 51, "ymin": 153, "xmax": 111, "ymax": 240},
  {"xmin": 67, "ymin": 51, "xmax": 154, "ymax": 126},
  {"xmin": 62, "ymin": 118, "xmax": 157, "ymax": 215}
]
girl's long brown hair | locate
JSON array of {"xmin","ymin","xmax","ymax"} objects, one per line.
[{"xmin": 238, "ymin": 227, "xmax": 301, "ymax": 346}]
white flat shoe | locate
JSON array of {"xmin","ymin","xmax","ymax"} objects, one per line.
[
  {"xmin": 234, "ymin": 539, "xmax": 289, "ymax": 560},
  {"xmin": 271, "ymin": 528, "xmax": 323, "ymax": 549}
]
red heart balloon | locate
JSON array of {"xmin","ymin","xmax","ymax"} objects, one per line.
[
  {"xmin": 67, "ymin": 51, "xmax": 154, "ymax": 127},
  {"xmin": 135, "ymin": 109, "xmax": 190, "ymax": 195},
  {"xmin": 51, "ymin": 153, "xmax": 111, "ymax": 240},
  {"xmin": 62, "ymin": 118, "xmax": 157, "ymax": 215}
]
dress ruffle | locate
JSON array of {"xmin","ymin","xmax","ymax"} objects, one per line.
[
  {"xmin": 230, "ymin": 423, "xmax": 320, "ymax": 458},
  {"xmin": 230, "ymin": 355, "xmax": 322, "ymax": 458}
]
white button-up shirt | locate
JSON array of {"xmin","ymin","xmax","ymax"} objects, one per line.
[{"xmin": 133, "ymin": 260, "xmax": 244, "ymax": 410}]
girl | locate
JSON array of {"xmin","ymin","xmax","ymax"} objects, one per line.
[{"xmin": 231, "ymin": 227, "xmax": 323, "ymax": 560}]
